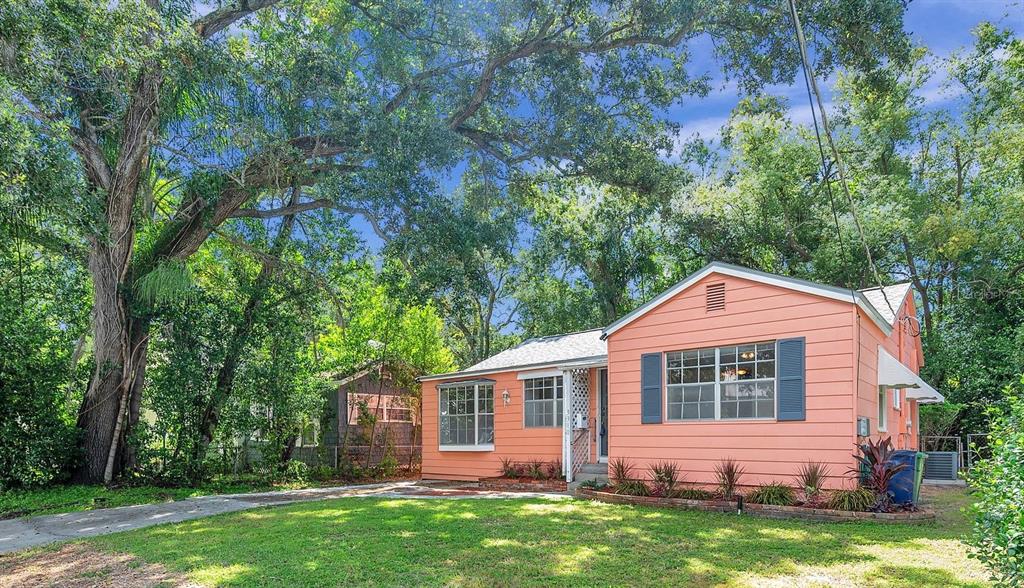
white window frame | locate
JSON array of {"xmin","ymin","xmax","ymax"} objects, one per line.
[
  {"xmin": 523, "ymin": 376, "xmax": 564, "ymax": 428},
  {"xmin": 438, "ymin": 381, "xmax": 494, "ymax": 451},
  {"xmin": 878, "ymin": 386, "xmax": 888, "ymax": 432},
  {"xmin": 665, "ymin": 341, "xmax": 778, "ymax": 422}
]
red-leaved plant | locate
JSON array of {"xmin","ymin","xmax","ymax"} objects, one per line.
[{"xmin": 849, "ymin": 437, "xmax": 907, "ymax": 509}]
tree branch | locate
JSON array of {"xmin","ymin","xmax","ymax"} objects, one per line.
[
  {"xmin": 193, "ymin": 0, "xmax": 282, "ymax": 39},
  {"xmin": 230, "ymin": 198, "xmax": 337, "ymax": 219}
]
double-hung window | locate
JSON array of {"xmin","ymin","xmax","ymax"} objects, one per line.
[
  {"xmin": 439, "ymin": 381, "xmax": 494, "ymax": 449},
  {"xmin": 524, "ymin": 376, "xmax": 563, "ymax": 427},
  {"xmin": 666, "ymin": 341, "xmax": 777, "ymax": 421}
]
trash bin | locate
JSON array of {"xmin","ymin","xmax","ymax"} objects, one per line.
[
  {"xmin": 887, "ymin": 450, "xmax": 926, "ymax": 504},
  {"xmin": 913, "ymin": 451, "xmax": 928, "ymax": 503}
]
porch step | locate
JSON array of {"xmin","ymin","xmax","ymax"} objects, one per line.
[
  {"xmin": 568, "ymin": 471, "xmax": 608, "ymax": 493},
  {"xmin": 578, "ymin": 463, "xmax": 607, "ymax": 475}
]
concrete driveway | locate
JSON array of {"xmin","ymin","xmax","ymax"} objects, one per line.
[{"xmin": 0, "ymin": 481, "xmax": 568, "ymax": 554}]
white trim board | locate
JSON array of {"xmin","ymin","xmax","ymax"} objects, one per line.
[{"xmin": 601, "ymin": 262, "xmax": 901, "ymax": 339}]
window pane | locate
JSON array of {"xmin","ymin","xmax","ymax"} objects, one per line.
[
  {"xmin": 668, "ymin": 403, "xmax": 682, "ymax": 420},
  {"xmin": 756, "ymin": 361, "xmax": 775, "ymax": 379},
  {"xmin": 756, "ymin": 343, "xmax": 775, "ymax": 361},
  {"xmin": 737, "ymin": 401, "xmax": 754, "ymax": 418},
  {"xmin": 667, "ymin": 386, "xmax": 683, "ymax": 405},
  {"xmin": 737, "ymin": 362, "xmax": 755, "ymax": 380},
  {"xmin": 699, "ymin": 348, "xmax": 715, "ymax": 363},
  {"xmin": 721, "ymin": 401, "xmax": 738, "ymax": 419},
  {"xmin": 682, "ymin": 367, "xmax": 698, "ymax": 383},
  {"xmin": 698, "ymin": 366, "xmax": 715, "ymax": 383},
  {"xmin": 666, "ymin": 352, "xmax": 682, "ymax": 369},
  {"xmin": 699, "ymin": 401, "xmax": 715, "ymax": 419},
  {"xmin": 682, "ymin": 404, "xmax": 698, "ymax": 419},
  {"xmin": 478, "ymin": 415, "xmax": 494, "ymax": 444},
  {"xmin": 682, "ymin": 350, "xmax": 698, "ymax": 366},
  {"xmin": 667, "ymin": 368, "xmax": 682, "ymax": 385},
  {"xmin": 524, "ymin": 378, "xmax": 560, "ymax": 427},
  {"xmin": 737, "ymin": 344, "xmax": 757, "ymax": 362},
  {"xmin": 720, "ymin": 347, "xmax": 737, "ymax": 364}
]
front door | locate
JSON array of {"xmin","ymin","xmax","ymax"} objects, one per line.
[{"xmin": 599, "ymin": 368, "xmax": 609, "ymax": 459}]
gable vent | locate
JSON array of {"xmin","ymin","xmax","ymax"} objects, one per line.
[{"xmin": 706, "ymin": 283, "xmax": 725, "ymax": 312}]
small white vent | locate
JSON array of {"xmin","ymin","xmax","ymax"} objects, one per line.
[{"xmin": 706, "ymin": 283, "xmax": 725, "ymax": 312}]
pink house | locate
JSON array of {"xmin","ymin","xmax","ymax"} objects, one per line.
[{"xmin": 419, "ymin": 263, "xmax": 943, "ymax": 488}]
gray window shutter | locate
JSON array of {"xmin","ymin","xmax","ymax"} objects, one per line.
[
  {"xmin": 640, "ymin": 352, "xmax": 662, "ymax": 424},
  {"xmin": 777, "ymin": 337, "xmax": 806, "ymax": 421}
]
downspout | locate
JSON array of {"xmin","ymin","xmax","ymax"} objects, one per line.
[{"xmin": 562, "ymin": 369, "xmax": 572, "ymax": 483}]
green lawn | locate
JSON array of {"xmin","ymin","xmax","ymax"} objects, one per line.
[
  {"xmin": 84, "ymin": 488, "xmax": 989, "ymax": 587},
  {"xmin": 0, "ymin": 479, "xmax": 305, "ymax": 519}
]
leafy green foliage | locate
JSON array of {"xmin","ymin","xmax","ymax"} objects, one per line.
[
  {"xmin": 670, "ymin": 488, "xmax": 716, "ymax": 501},
  {"xmin": 747, "ymin": 482, "xmax": 797, "ymax": 506},
  {"xmin": 614, "ymin": 480, "xmax": 651, "ymax": 497},
  {"xmin": 714, "ymin": 458, "xmax": 745, "ymax": 499},
  {"xmin": 795, "ymin": 461, "xmax": 831, "ymax": 499},
  {"xmin": 608, "ymin": 458, "xmax": 635, "ymax": 486},
  {"xmin": 969, "ymin": 376, "xmax": 1024, "ymax": 586},
  {"xmin": 827, "ymin": 488, "xmax": 877, "ymax": 512},
  {"xmin": 649, "ymin": 461, "xmax": 682, "ymax": 497},
  {"xmin": 851, "ymin": 437, "xmax": 907, "ymax": 506}
]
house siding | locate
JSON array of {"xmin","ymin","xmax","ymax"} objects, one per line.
[
  {"xmin": 421, "ymin": 369, "xmax": 598, "ymax": 480},
  {"xmin": 605, "ymin": 273, "xmax": 858, "ymax": 489},
  {"xmin": 857, "ymin": 292, "xmax": 922, "ymax": 451}
]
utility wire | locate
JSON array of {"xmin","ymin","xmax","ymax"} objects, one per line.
[{"xmin": 786, "ymin": 0, "xmax": 898, "ymax": 318}]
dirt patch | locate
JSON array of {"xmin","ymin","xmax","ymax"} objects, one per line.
[{"xmin": 0, "ymin": 543, "xmax": 200, "ymax": 588}]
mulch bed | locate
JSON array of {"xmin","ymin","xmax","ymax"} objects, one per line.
[{"xmin": 576, "ymin": 488, "xmax": 935, "ymax": 524}]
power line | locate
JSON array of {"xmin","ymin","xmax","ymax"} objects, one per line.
[{"xmin": 786, "ymin": 0, "xmax": 898, "ymax": 318}]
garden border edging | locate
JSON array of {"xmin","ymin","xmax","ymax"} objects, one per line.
[{"xmin": 575, "ymin": 488, "xmax": 935, "ymax": 524}]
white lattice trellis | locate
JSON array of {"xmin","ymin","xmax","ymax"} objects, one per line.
[{"xmin": 566, "ymin": 368, "xmax": 591, "ymax": 481}]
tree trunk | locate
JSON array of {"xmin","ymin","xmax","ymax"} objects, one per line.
[
  {"xmin": 76, "ymin": 245, "xmax": 147, "ymax": 483},
  {"xmin": 193, "ymin": 192, "xmax": 300, "ymax": 468}
]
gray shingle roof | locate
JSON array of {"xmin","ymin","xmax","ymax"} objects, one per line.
[
  {"xmin": 420, "ymin": 328, "xmax": 607, "ymax": 380},
  {"xmin": 466, "ymin": 328, "xmax": 607, "ymax": 371},
  {"xmin": 859, "ymin": 283, "xmax": 913, "ymax": 325}
]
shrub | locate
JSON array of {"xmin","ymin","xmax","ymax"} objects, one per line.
[
  {"xmin": 526, "ymin": 459, "xmax": 547, "ymax": 480},
  {"xmin": 747, "ymin": 482, "xmax": 797, "ymax": 506},
  {"xmin": 714, "ymin": 458, "xmax": 745, "ymax": 499},
  {"xmin": 968, "ymin": 378, "xmax": 1024, "ymax": 586},
  {"xmin": 648, "ymin": 461, "xmax": 682, "ymax": 497},
  {"xmin": 310, "ymin": 465, "xmax": 334, "ymax": 481},
  {"xmin": 281, "ymin": 459, "xmax": 311, "ymax": 483},
  {"xmin": 615, "ymin": 479, "xmax": 650, "ymax": 496},
  {"xmin": 795, "ymin": 461, "xmax": 830, "ymax": 500},
  {"xmin": 850, "ymin": 436, "xmax": 906, "ymax": 508},
  {"xmin": 608, "ymin": 458, "xmax": 634, "ymax": 486},
  {"xmin": 376, "ymin": 454, "xmax": 399, "ymax": 478},
  {"xmin": 670, "ymin": 488, "xmax": 715, "ymax": 501},
  {"xmin": 578, "ymin": 478, "xmax": 606, "ymax": 490},
  {"xmin": 499, "ymin": 457, "xmax": 520, "ymax": 478},
  {"xmin": 827, "ymin": 488, "xmax": 876, "ymax": 512},
  {"xmin": 546, "ymin": 459, "xmax": 563, "ymax": 480}
]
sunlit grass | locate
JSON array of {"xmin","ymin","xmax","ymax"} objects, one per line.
[{"xmin": 87, "ymin": 488, "xmax": 988, "ymax": 587}]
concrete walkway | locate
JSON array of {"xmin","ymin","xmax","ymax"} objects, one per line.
[{"xmin": 0, "ymin": 481, "xmax": 569, "ymax": 555}]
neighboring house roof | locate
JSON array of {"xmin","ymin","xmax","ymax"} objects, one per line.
[
  {"xmin": 331, "ymin": 359, "xmax": 422, "ymax": 387},
  {"xmin": 419, "ymin": 329, "xmax": 607, "ymax": 382},
  {"xmin": 602, "ymin": 262, "xmax": 908, "ymax": 339},
  {"xmin": 859, "ymin": 282, "xmax": 913, "ymax": 326}
]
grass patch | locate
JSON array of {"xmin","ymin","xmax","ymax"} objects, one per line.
[
  {"xmin": 85, "ymin": 487, "xmax": 988, "ymax": 587},
  {"xmin": 0, "ymin": 479, "xmax": 296, "ymax": 519}
]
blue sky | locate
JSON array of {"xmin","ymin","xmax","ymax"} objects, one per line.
[{"xmin": 348, "ymin": 1, "xmax": 1022, "ymax": 253}]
